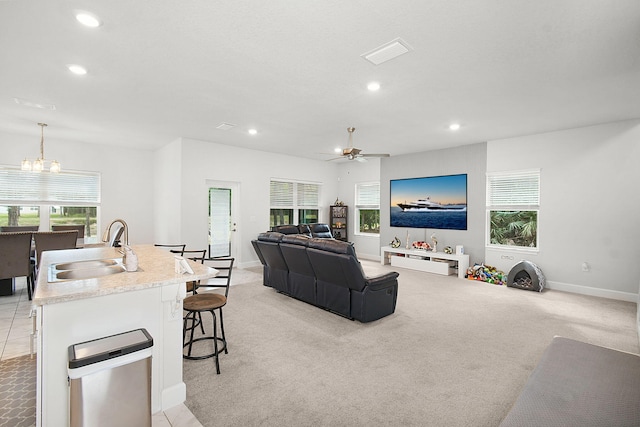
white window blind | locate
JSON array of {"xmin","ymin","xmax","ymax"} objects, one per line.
[
  {"xmin": 487, "ymin": 170, "xmax": 540, "ymax": 207},
  {"xmin": 0, "ymin": 167, "xmax": 100, "ymax": 204},
  {"xmin": 297, "ymin": 183, "xmax": 319, "ymax": 207},
  {"xmin": 270, "ymin": 181, "xmax": 294, "ymax": 207},
  {"xmin": 356, "ymin": 182, "xmax": 380, "ymax": 207}
]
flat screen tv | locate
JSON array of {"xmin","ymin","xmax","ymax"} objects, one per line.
[{"xmin": 390, "ymin": 174, "xmax": 467, "ymax": 230}]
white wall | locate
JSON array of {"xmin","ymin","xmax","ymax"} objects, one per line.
[
  {"xmin": 486, "ymin": 119, "xmax": 640, "ymax": 301},
  {"xmin": 0, "ymin": 131, "xmax": 155, "ymax": 244},
  {"xmin": 380, "ymin": 142, "xmax": 488, "ymax": 267},
  {"xmin": 170, "ymin": 138, "xmax": 339, "ymax": 268},
  {"xmin": 153, "ymin": 139, "xmax": 182, "ymax": 245},
  {"xmin": 336, "ymin": 158, "xmax": 381, "ymax": 260}
]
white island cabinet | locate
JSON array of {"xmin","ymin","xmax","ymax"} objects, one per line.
[{"xmin": 33, "ymin": 245, "xmax": 217, "ymax": 427}]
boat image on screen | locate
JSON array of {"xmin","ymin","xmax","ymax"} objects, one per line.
[
  {"xmin": 397, "ymin": 197, "xmax": 467, "ymax": 212},
  {"xmin": 390, "ymin": 174, "xmax": 468, "ymax": 230}
]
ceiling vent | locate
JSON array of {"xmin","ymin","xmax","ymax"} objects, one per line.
[
  {"xmin": 361, "ymin": 38, "xmax": 413, "ymax": 65},
  {"xmin": 216, "ymin": 122, "xmax": 236, "ymax": 130},
  {"xmin": 13, "ymin": 98, "xmax": 56, "ymax": 110}
]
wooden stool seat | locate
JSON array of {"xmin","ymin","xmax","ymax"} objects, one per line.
[
  {"xmin": 183, "ymin": 293, "xmax": 225, "ymax": 311},
  {"xmin": 183, "ymin": 293, "xmax": 227, "ymax": 373}
]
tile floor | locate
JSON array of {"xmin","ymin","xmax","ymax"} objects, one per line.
[{"xmin": 0, "ymin": 278, "xmax": 203, "ymax": 427}]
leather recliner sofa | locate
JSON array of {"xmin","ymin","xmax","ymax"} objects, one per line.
[
  {"xmin": 252, "ymin": 231, "xmax": 399, "ymax": 322},
  {"xmin": 271, "ymin": 223, "xmax": 334, "ymax": 239}
]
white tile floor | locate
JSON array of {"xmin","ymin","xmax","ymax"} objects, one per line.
[{"xmin": 0, "ymin": 277, "xmax": 203, "ymax": 427}]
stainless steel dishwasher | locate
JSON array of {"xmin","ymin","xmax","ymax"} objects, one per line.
[{"xmin": 67, "ymin": 328, "xmax": 153, "ymax": 427}]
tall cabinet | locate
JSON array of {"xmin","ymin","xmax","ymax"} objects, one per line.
[{"xmin": 330, "ymin": 205, "xmax": 348, "ymax": 242}]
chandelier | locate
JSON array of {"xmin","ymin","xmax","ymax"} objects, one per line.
[{"xmin": 21, "ymin": 123, "xmax": 61, "ymax": 173}]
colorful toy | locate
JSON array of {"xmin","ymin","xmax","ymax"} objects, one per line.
[{"xmin": 466, "ymin": 263, "xmax": 506, "ymax": 285}]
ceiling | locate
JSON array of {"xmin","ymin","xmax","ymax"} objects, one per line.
[{"xmin": 1, "ymin": 1, "xmax": 639, "ymax": 161}]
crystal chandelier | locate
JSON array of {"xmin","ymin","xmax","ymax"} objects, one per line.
[{"xmin": 21, "ymin": 123, "xmax": 61, "ymax": 173}]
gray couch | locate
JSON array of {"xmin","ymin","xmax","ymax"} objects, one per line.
[{"xmin": 252, "ymin": 232, "xmax": 399, "ymax": 322}]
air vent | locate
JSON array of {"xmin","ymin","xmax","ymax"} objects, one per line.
[
  {"xmin": 361, "ymin": 38, "xmax": 413, "ymax": 65},
  {"xmin": 13, "ymin": 98, "xmax": 56, "ymax": 110},
  {"xmin": 216, "ymin": 123, "xmax": 236, "ymax": 130}
]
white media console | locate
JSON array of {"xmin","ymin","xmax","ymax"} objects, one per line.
[{"xmin": 380, "ymin": 246, "xmax": 469, "ymax": 279}]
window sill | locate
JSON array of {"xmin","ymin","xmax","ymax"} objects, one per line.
[
  {"xmin": 354, "ymin": 233, "xmax": 380, "ymax": 238},
  {"xmin": 486, "ymin": 245, "xmax": 539, "ymax": 254}
]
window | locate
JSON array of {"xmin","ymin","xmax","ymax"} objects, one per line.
[
  {"xmin": 486, "ymin": 169, "xmax": 540, "ymax": 250},
  {"xmin": 355, "ymin": 182, "xmax": 380, "ymax": 235},
  {"xmin": 0, "ymin": 166, "xmax": 101, "ymax": 241},
  {"xmin": 270, "ymin": 180, "xmax": 320, "ymax": 227}
]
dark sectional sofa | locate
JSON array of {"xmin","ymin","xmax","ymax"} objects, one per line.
[
  {"xmin": 271, "ymin": 223, "xmax": 334, "ymax": 239},
  {"xmin": 252, "ymin": 231, "xmax": 399, "ymax": 322}
]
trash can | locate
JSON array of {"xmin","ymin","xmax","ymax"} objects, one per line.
[{"xmin": 68, "ymin": 328, "xmax": 153, "ymax": 427}]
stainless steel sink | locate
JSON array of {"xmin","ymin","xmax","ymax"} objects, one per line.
[
  {"xmin": 54, "ymin": 259, "xmax": 120, "ymax": 270},
  {"xmin": 48, "ymin": 258, "xmax": 125, "ymax": 282}
]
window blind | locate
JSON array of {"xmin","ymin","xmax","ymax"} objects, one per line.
[
  {"xmin": 0, "ymin": 167, "xmax": 100, "ymax": 204},
  {"xmin": 487, "ymin": 170, "xmax": 540, "ymax": 207},
  {"xmin": 356, "ymin": 182, "xmax": 380, "ymax": 207},
  {"xmin": 270, "ymin": 181, "xmax": 294, "ymax": 207},
  {"xmin": 297, "ymin": 183, "xmax": 319, "ymax": 207}
]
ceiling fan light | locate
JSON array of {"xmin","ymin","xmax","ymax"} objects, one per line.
[
  {"xmin": 32, "ymin": 159, "xmax": 44, "ymax": 172},
  {"xmin": 50, "ymin": 160, "xmax": 61, "ymax": 173}
]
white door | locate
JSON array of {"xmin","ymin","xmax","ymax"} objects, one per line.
[{"xmin": 207, "ymin": 181, "xmax": 239, "ymax": 259}]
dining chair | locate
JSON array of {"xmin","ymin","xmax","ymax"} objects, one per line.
[
  {"xmin": 182, "ymin": 256, "xmax": 234, "ymax": 374},
  {"xmin": 52, "ymin": 225, "xmax": 85, "ymax": 245},
  {"xmin": 197, "ymin": 257, "xmax": 234, "ymax": 350},
  {"xmin": 0, "ymin": 232, "xmax": 35, "ymax": 299},
  {"xmin": 33, "ymin": 230, "xmax": 79, "ymax": 276}
]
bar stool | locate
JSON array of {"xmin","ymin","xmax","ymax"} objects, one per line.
[{"xmin": 183, "ymin": 294, "xmax": 226, "ymax": 374}]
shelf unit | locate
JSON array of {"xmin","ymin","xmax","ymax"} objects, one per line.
[
  {"xmin": 380, "ymin": 246, "xmax": 469, "ymax": 279},
  {"xmin": 330, "ymin": 205, "xmax": 348, "ymax": 241}
]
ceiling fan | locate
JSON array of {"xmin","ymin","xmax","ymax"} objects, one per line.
[{"xmin": 330, "ymin": 127, "xmax": 390, "ymax": 161}]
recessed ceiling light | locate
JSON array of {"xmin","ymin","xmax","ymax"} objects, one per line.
[
  {"xmin": 75, "ymin": 12, "xmax": 101, "ymax": 28},
  {"xmin": 367, "ymin": 82, "xmax": 380, "ymax": 91},
  {"xmin": 67, "ymin": 64, "xmax": 87, "ymax": 75},
  {"xmin": 248, "ymin": 129, "xmax": 258, "ymax": 135},
  {"xmin": 449, "ymin": 123, "xmax": 461, "ymax": 131},
  {"xmin": 334, "ymin": 147, "xmax": 342, "ymax": 153}
]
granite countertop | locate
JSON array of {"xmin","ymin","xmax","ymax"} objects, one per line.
[{"xmin": 33, "ymin": 244, "xmax": 217, "ymax": 306}]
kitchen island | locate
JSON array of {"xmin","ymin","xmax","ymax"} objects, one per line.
[{"xmin": 33, "ymin": 244, "xmax": 217, "ymax": 427}]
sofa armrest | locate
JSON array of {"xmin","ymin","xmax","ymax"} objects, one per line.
[{"xmin": 365, "ymin": 272, "xmax": 399, "ymax": 291}]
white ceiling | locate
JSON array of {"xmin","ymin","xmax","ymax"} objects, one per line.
[{"xmin": 1, "ymin": 0, "xmax": 639, "ymax": 160}]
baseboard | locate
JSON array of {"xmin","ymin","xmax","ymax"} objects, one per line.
[
  {"xmin": 237, "ymin": 260, "xmax": 261, "ymax": 269},
  {"xmin": 357, "ymin": 253, "xmax": 381, "ymax": 262},
  {"xmin": 546, "ymin": 280, "xmax": 637, "ymax": 302}
]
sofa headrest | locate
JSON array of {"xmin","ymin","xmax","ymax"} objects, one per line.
[
  {"xmin": 307, "ymin": 238, "xmax": 355, "ymax": 256},
  {"xmin": 281, "ymin": 234, "xmax": 310, "ymax": 246},
  {"xmin": 309, "ymin": 223, "xmax": 334, "ymax": 238},
  {"xmin": 271, "ymin": 224, "xmax": 300, "ymax": 235},
  {"xmin": 297, "ymin": 224, "xmax": 312, "ymax": 236},
  {"xmin": 258, "ymin": 231, "xmax": 284, "ymax": 242}
]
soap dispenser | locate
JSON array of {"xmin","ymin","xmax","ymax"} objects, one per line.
[{"xmin": 124, "ymin": 246, "xmax": 138, "ymax": 272}]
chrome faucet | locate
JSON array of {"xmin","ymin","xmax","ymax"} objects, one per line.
[{"xmin": 102, "ymin": 218, "xmax": 129, "ymax": 247}]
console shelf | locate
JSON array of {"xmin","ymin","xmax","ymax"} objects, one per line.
[{"xmin": 380, "ymin": 246, "xmax": 469, "ymax": 279}]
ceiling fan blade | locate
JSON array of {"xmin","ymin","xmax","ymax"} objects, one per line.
[{"xmin": 361, "ymin": 153, "xmax": 390, "ymax": 158}]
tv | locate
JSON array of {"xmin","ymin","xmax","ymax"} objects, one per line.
[{"xmin": 390, "ymin": 174, "xmax": 467, "ymax": 230}]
